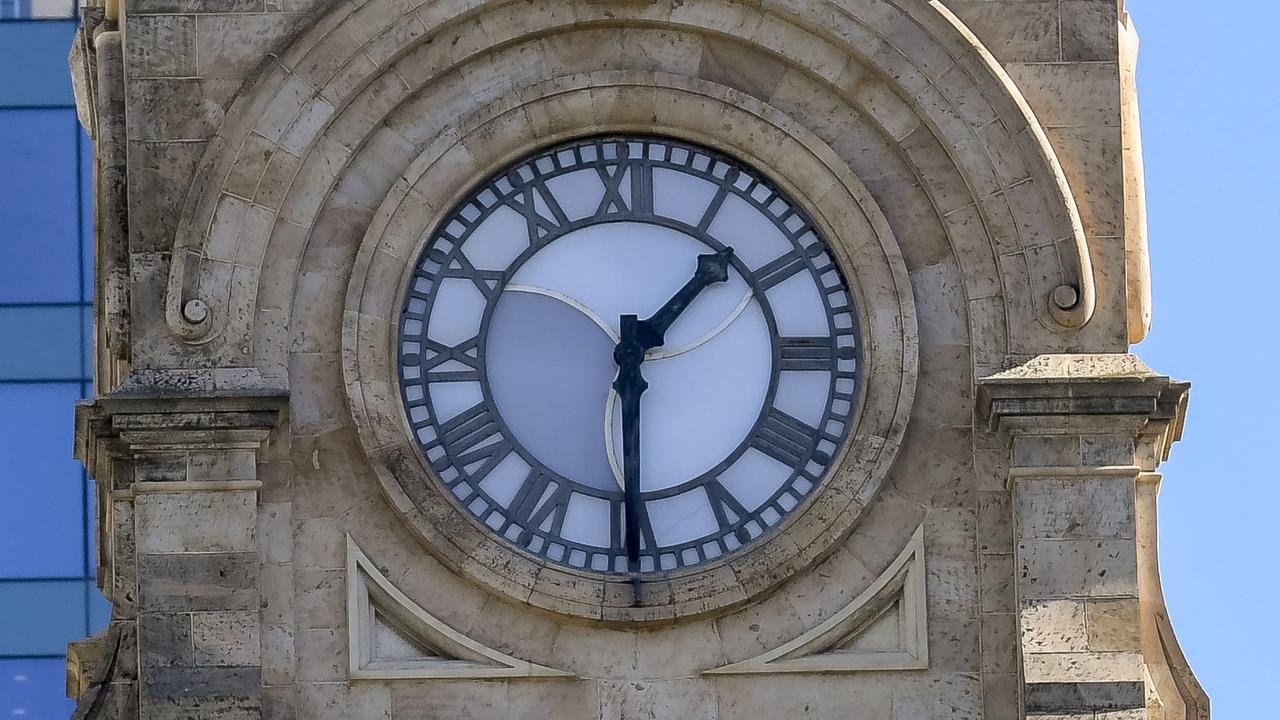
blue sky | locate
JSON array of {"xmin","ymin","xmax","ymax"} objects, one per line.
[{"xmin": 1125, "ymin": 1, "xmax": 1278, "ymax": 715}]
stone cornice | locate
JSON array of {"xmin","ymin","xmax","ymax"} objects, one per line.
[
  {"xmin": 977, "ymin": 354, "xmax": 1189, "ymax": 464},
  {"xmin": 75, "ymin": 382, "xmax": 287, "ymax": 471}
]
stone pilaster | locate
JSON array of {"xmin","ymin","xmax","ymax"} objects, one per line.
[
  {"xmin": 75, "ymin": 389, "xmax": 286, "ymax": 719},
  {"xmin": 979, "ymin": 354, "xmax": 1188, "ymax": 720}
]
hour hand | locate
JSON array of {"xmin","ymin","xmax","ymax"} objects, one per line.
[{"xmin": 639, "ymin": 246, "xmax": 735, "ymax": 350}]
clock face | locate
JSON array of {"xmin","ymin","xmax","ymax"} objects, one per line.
[{"xmin": 397, "ymin": 136, "xmax": 859, "ymax": 575}]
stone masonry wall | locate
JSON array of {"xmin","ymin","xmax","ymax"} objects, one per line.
[{"xmin": 67, "ymin": 1, "xmax": 1207, "ymax": 718}]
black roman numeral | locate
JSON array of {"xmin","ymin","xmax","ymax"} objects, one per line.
[
  {"xmin": 778, "ymin": 337, "xmax": 835, "ymax": 372},
  {"xmin": 412, "ymin": 336, "xmax": 481, "ymax": 383},
  {"xmin": 507, "ymin": 182, "xmax": 567, "ymax": 240},
  {"xmin": 704, "ymin": 480, "xmax": 750, "ymax": 540},
  {"xmin": 754, "ymin": 249, "xmax": 810, "ymax": 290},
  {"xmin": 509, "ymin": 470, "xmax": 570, "ymax": 538},
  {"xmin": 437, "ymin": 402, "xmax": 503, "ymax": 464},
  {"xmin": 595, "ymin": 163, "xmax": 631, "ymax": 216},
  {"xmin": 696, "ymin": 185, "xmax": 730, "ymax": 231},
  {"xmin": 752, "ymin": 408, "xmax": 821, "ymax": 468},
  {"xmin": 631, "ymin": 161, "xmax": 654, "ymax": 215},
  {"xmin": 438, "ymin": 252, "xmax": 504, "ymax": 297}
]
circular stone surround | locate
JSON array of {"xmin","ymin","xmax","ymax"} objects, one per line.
[
  {"xmin": 395, "ymin": 134, "xmax": 863, "ymax": 576},
  {"xmin": 343, "ymin": 73, "xmax": 918, "ymax": 622}
]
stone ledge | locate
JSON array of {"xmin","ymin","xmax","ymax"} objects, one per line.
[
  {"xmin": 76, "ymin": 379, "xmax": 287, "ymax": 470},
  {"xmin": 977, "ymin": 353, "xmax": 1189, "ymax": 463}
]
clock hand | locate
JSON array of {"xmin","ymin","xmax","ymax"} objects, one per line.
[
  {"xmin": 635, "ymin": 247, "xmax": 735, "ymax": 351},
  {"xmin": 613, "ymin": 314, "xmax": 648, "ymax": 578},
  {"xmin": 610, "ymin": 248, "xmax": 736, "ymax": 587},
  {"xmin": 646, "ymin": 288, "xmax": 754, "ymax": 361}
]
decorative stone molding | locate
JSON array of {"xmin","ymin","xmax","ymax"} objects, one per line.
[
  {"xmin": 703, "ymin": 524, "xmax": 927, "ymax": 675},
  {"xmin": 152, "ymin": 0, "xmax": 1101, "ymax": 374},
  {"xmin": 978, "ymin": 353, "xmax": 1188, "ymax": 471},
  {"xmin": 978, "ymin": 354, "xmax": 1200, "ymax": 719},
  {"xmin": 346, "ymin": 537, "xmax": 575, "ymax": 680},
  {"xmin": 341, "ymin": 72, "xmax": 918, "ymax": 622}
]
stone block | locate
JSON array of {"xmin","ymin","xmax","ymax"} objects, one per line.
[
  {"xmin": 260, "ymin": 502, "xmax": 293, "ymax": 565},
  {"xmin": 127, "ymin": 141, "xmax": 206, "ymax": 254},
  {"xmin": 296, "ymin": 681, "xmax": 350, "ymax": 720},
  {"xmin": 294, "ymin": 627, "xmax": 345, "ymax": 682},
  {"xmin": 126, "ymin": 15, "xmax": 197, "ymax": 77},
  {"xmin": 137, "ymin": 552, "xmax": 258, "ymax": 612},
  {"xmin": 891, "ymin": 674, "xmax": 983, "ymax": 718},
  {"xmin": 138, "ymin": 613, "xmax": 194, "ymax": 668},
  {"xmin": 982, "ymin": 672, "xmax": 1020, "ymax": 720},
  {"xmin": 260, "ymin": 685, "xmax": 296, "ymax": 720},
  {"xmin": 927, "ymin": 558, "xmax": 980, "ymax": 620},
  {"xmin": 136, "ymin": 490, "xmax": 258, "ymax": 554},
  {"xmin": 390, "ymin": 680, "xmax": 509, "ymax": 719},
  {"xmin": 980, "ymin": 553, "xmax": 1015, "ymax": 613},
  {"xmin": 509, "ymin": 681, "xmax": 599, "ymax": 720},
  {"xmin": 930, "ymin": 617, "xmax": 981, "ymax": 674},
  {"xmin": 1023, "ymin": 652, "xmax": 1145, "ymax": 684},
  {"xmin": 196, "ymin": 13, "xmax": 304, "ymax": 79},
  {"xmin": 1020, "ymin": 599, "xmax": 1089, "ymax": 654},
  {"xmin": 1017, "ymin": 539, "xmax": 1138, "ymax": 599},
  {"xmin": 140, "ymin": 666, "xmax": 261, "ymax": 720},
  {"xmin": 714, "ymin": 675, "xmax": 894, "ymax": 718},
  {"xmin": 1047, "ymin": 125, "xmax": 1125, "ymax": 238},
  {"xmin": 1004, "ymin": 62, "xmax": 1121, "ymax": 128},
  {"xmin": 1061, "ymin": 0, "xmax": 1119, "ymax": 61},
  {"xmin": 1013, "ymin": 435, "xmax": 1080, "ymax": 468},
  {"xmin": 192, "ymin": 610, "xmax": 261, "ymax": 666},
  {"xmin": 1080, "ymin": 435, "xmax": 1135, "ymax": 467},
  {"xmin": 599, "ymin": 679, "xmax": 716, "ymax": 720},
  {"xmin": 126, "ymin": 78, "xmax": 238, "ymax": 141},
  {"xmin": 947, "ymin": 1, "xmax": 1061, "ymax": 63},
  {"xmin": 188, "ymin": 449, "xmax": 259, "ymax": 482},
  {"xmin": 261, "ymin": 623, "xmax": 296, "ymax": 686},
  {"xmin": 978, "ymin": 491, "xmax": 1013, "ymax": 554},
  {"xmin": 1085, "ymin": 597, "xmax": 1142, "ymax": 652},
  {"xmin": 1016, "ymin": 478, "xmax": 1135, "ymax": 540},
  {"xmin": 292, "ymin": 568, "xmax": 346, "ymax": 630}
]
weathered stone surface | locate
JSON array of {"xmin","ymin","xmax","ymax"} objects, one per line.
[{"xmin": 68, "ymin": 1, "xmax": 1207, "ymax": 717}]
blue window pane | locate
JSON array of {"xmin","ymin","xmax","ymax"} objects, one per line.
[
  {"xmin": 0, "ymin": 580, "xmax": 86, "ymax": 655},
  {"xmin": 79, "ymin": 129, "xmax": 94, "ymax": 302},
  {"xmin": 0, "ymin": 108, "xmax": 81, "ymax": 303},
  {"xmin": 0, "ymin": 384, "xmax": 85, "ymax": 577},
  {"xmin": 80, "ymin": 304, "xmax": 93, "ymax": 379},
  {"xmin": 0, "ymin": 306, "xmax": 84, "ymax": 380},
  {"xmin": 88, "ymin": 586, "xmax": 110, "ymax": 632},
  {"xmin": 0, "ymin": 21, "xmax": 77, "ymax": 103},
  {"xmin": 0, "ymin": 658, "xmax": 75, "ymax": 718}
]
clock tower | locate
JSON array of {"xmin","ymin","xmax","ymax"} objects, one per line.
[{"xmin": 68, "ymin": 1, "xmax": 1208, "ymax": 718}]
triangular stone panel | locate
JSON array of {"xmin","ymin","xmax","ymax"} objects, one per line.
[
  {"xmin": 704, "ymin": 525, "xmax": 928, "ymax": 675},
  {"xmin": 346, "ymin": 536, "xmax": 574, "ymax": 680}
]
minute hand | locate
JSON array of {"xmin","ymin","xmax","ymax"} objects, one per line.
[{"xmin": 637, "ymin": 247, "xmax": 735, "ymax": 351}]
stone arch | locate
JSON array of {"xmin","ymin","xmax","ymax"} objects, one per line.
[{"xmin": 162, "ymin": 0, "xmax": 1097, "ymax": 379}]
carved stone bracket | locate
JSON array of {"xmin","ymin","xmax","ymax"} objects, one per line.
[{"xmin": 977, "ymin": 354, "xmax": 1203, "ymax": 719}]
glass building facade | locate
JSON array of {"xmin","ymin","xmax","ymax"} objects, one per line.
[{"xmin": 1, "ymin": 8, "xmax": 110, "ymax": 717}]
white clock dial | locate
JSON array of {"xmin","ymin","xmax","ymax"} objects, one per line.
[{"xmin": 398, "ymin": 137, "xmax": 859, "ymax": 574}]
